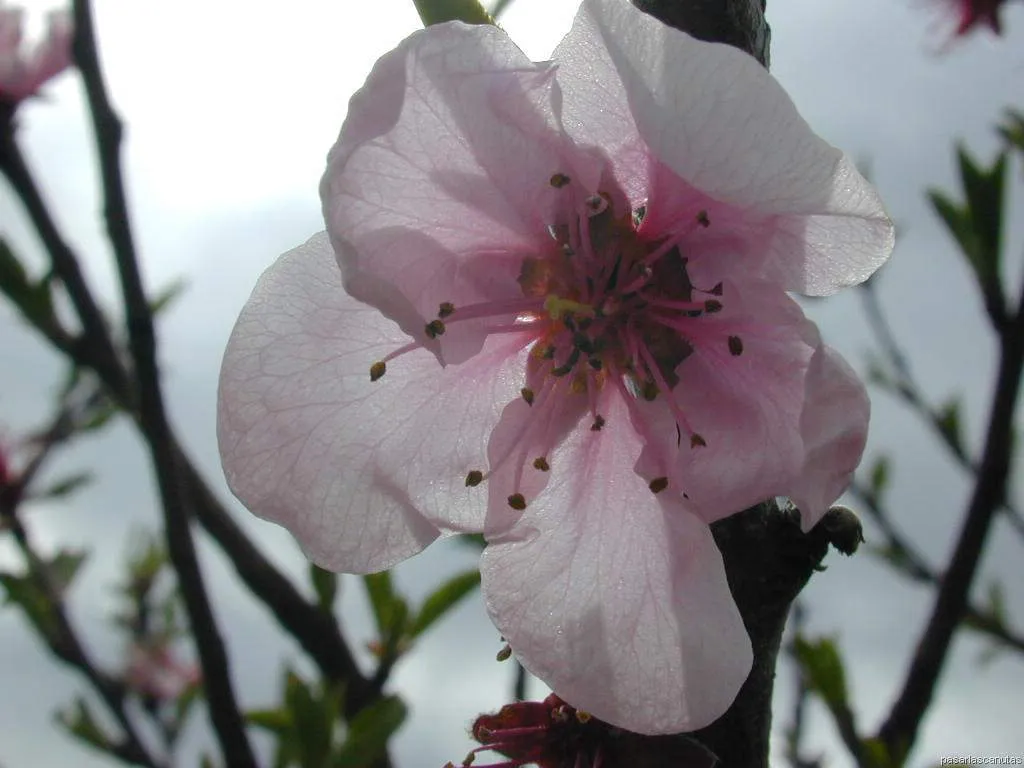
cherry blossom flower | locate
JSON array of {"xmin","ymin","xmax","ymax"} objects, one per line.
[
  {"xmin": 0, "ymin": 3, "xmax": 72, "ymax": 104},
  {"xmin": 448, "ymin": 693, "xmax": 716, "ymax": 768},
  {"xmin": 124, "ymin": 642, "xmax": 201, "ymax": 702},
  {"xmin": 943, "ymin": 0, "xmax": 1009, "ymax": 35},
  {"xmin": 218, "ymin": 0, "xmax": 893, "ymax": 734}
]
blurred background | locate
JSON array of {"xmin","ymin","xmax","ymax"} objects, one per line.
[{"xmin": 1, "ymin": 0, "xmax": 1022, "ymax": 765}]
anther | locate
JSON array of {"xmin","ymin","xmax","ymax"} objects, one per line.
[
  {"xmin": 508, "ymin": 493, "xmax": 527, "ymax": 510},
  {"xmin": 728, "ymin": 335, "xmax": 744, "ymax": 356},
  {"xmin": 425, "ymin": 319, "xmax": 446, "ymax": 338},
  {"xmin": 496, "ymin": 643, "xmax": 513, "ymax": 662},
  {"xmin": 533, "ymin": 457, "xmax": 550, "ymax": 472},
  {"xmin": 696, "ymin": 209, "xmax": 711, "ymax": 228},
  {"xmin": 369, "ymin": 361, "xmax": 386, "ymax": 382},
  {"xmin": 465, "ymin": 470, "xmax": 484, "ymax": 487},
  {"xmin": 549, "ymin": 172, "xmax": 571, "ymax": 188},
  {"xmin": 551, "ymin": 347, "xmax": 581, "ymax": 377},
  {"xmin": 575, "ymin": 710, "xmax": 593, "ymax": 724},
  {"xmin": 709, "ymin": 282, "xmax": 724, "ymax": 296},
  {"xmin": 641, "ymin": 380, "xmax": 659, "ymax": 401},
  {"xmin": 521, "ymin": 387, "xmax": 535, "ymax": 406},
  {"xmin": 704, "ymin": 299, "xmax": 723, "ymax": 314},
  {"xmin": 438, "ymin": 302, "xmax": 455, "ymax": 318},
  {"xmin": 591, "ymin": 415, "xmax": 605, "ymax": 431},
  {"xmin": 690, "ymin": 433, "xmax": 707, "ymax": 448},
  {"xmin": 649, "ymin": 476, "xmax": 669, "ymax": 494}
]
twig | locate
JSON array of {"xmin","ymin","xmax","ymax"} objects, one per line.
[
  {"xmin": 0, "ymin": 409, "xmax": 160, "ymax": 768},
  {"xmin": 860, "ymin": 280, "xmax": 1024, "ymax": 538},
  {"xmin": 70, "ymin": 3, "xmax": 254, "ymax": 764},
  {"xmin": 876, "ymin": 272, "xmax": 1024, "ymax": 760}
]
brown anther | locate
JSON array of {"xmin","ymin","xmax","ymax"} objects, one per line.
[
  {"xmin": 704, "ymin": 299, "xmax": 723, "ymax": 314},
  {"xmin": 521, "ymin": 387, "xmax": 535, "ymax": 406},
  {"xmin": 570, "ymin": 376, "xmax": 587, "ymax": 395},
  {"xmin": 728, "ymin": 335, "xmax": 744, "ymax": 356},
  {"xmin": 549, "ymin": 172, "xmax": 571, "ymax": 188},
  {"xmin": 533, "ymin": 457, "xmax": 550, "ymax": 472},
  {"xmin": 369, "ymin": 361, "xmax": 386, "ymax": 382},
  {"xmin": 641, "ymin": 380, "xmax": 659, "ymax": 401},
  {"xmin": 690, "ymin": 433, "xmax": 707, "ymax": 448},
  {"xmin": 696, "ymin": 209, "xmax": 711, "ymax": 228},
  {"xmin": 508, "ymin": 493, "xmax": 527, "ymax": 511},
  {"xmin": 496, "ymin": 644, "xmax": 513, "ymax": 662},
  {"xmin": 465, "ymin": 470, "xmax": 484, "ymax": 487},
  {"xmin": 425, "ymin": 319, "xmax": 446, "ymax": 338},
  {"xmin": 438, "ymin": 301, "xmax": 455, "ymax": 318},
  {"xmin": 710, "ymin": 282, "xmax": 724, "ymax": 296},
  {"xmin": 649, "ymin": 476, "xmax": 669, "ymax": 494},
  {"xmin": 591, "ymin": 415, "xmax": 606, "ymax": 431}
]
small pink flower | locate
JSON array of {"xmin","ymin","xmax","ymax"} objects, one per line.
[
  {"xmin": 125, "ymin": 642, "xmax": 200, "ymax": 701},
  {"xmin": 218, "ymin": 0, "xmax": 893, "ymax": 734},
  {"xmin": 0, "ymin": 3, "xmax": 73, "ymax": 103},
  {"xmin": 946, "ymin": 0, "xmax": 1008, "ymax": 34}
]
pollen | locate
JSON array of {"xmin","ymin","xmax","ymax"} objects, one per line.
[
  {"xmin": 508, "ymin": 493, "xmax": 527, "ymax": 510},
  {"xmin": 465, "ymin": 470, "xmax": 484, "ymax": 487},
  {"xmin": 533, "ymin": 457, "xmax": 550, "ymax": 472},
  {"xmin": 425, "ymin": 319, "xmax": 446, "ymax": 339},
  {"xmin": 549, "ymin": 172, "xmax": 571, "ymax": 188},
  {"xmin": 649, "ymin": 476, "xmax": 669, "ymax": 494},
  {"xmin": 369, "ymin": 361, "xmax": 386, "ymax": 382}
]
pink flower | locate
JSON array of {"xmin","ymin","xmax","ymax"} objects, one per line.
[
  {"xmin": 0, "ymin": 4, "xmax": 72, "ymax": 103},
  {"xmin": 125, "ymin": 642, "xmax": 201, "ymax": 701},
  {"xmin": 945, "ymin": 0, "xmax": 1008, "ymax": 35},
  {"xmin": 218, "ymin": 0, "xmax": 893, "ymax": 734}
]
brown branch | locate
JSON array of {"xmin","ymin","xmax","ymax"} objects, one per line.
[
  {"xmin": 876, "ymin": 273, "xmax": 1024, "ymax": 761},
  {"xmin": 70, "ymin": 3, "xmax": 254, "ymax": 763}
]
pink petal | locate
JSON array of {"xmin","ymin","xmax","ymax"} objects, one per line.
[
  {"xmin": 481, "ymin": 393, "xmax": 751, "ymax": 734},
  {"xmin": 217, "ymin": 233, "xmax": 534, "ymax": 572},
  {"xmin": 0, "ymin": 8, "xmax": 71, "ymax": 100},
  {"xmin": 322, "ymin": 22, "xmax": 600, "ymax": 365},
  {"xmin": 634, "ymin": 279, "xmax": 820, "ymax": 524},
  {"xmin": 790, "ymin": 345, "xmax": 870, "ymax": 531},
  {"xmin": 552, "ymin": 0, "xmax": 893, "ymax": 296}
]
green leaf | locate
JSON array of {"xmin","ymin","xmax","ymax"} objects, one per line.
[
  {"xmin": 247, "ymin": 708, "xmax": 293, "ymax": 735},
  {"xmin": 32, "ymin": 472, "xmax": 94, "ymax": 501},
  {"xmin": 998, "ymin": 109, "xmax": 1024, "ymax": 153},
  {"xmin": 334, "ymin": 696, "xmax": 407, "ymax": 768},
  {"xmin": 149, "ymin": 277, "xmax": 188, "ymax": 316},
  {"xmin": 869, "ymin": 456, "xmax": 890, "ymax": 499},
  {"xmin": 957, "ymin": 146, "xmax": 1006, "ymax": 278},
  {"xmin": 409, "ymin": 568, "xmax": 481, "ymax": 638},
  {"xmin": 56, "ymin": 697, "xmax": 116, "ymax": 753},
  {"xmin": 362, "ymin": 572, "xmax": 409, "ymax": 640},
  {"xmin": 793, "ymin": 636, "xmax": 849, "ymax": 711},
  {"xmin": 0, "ymin": 570, "xmax": 60, "ymax": 640},
  {"xmin": 935, "ymin": 398, "xmax": 964, "ymax": 455},
  {"xmin": 310, "ymin": 564, "xmax": 339, "ymax": 613},
  {"xmin": 47, "ymin": 549, "xmax": 88, "ymax": 595},
  {"xmin": 412, "ymin": 0, "xmax": 493, "ymax": 25}
]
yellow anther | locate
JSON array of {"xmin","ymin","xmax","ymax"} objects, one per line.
[
  {"xmin": 544, "ymin": 294, "xmax": 595, "ymax": 322},
  {"xmin": 425, "ymin": 319, "xmax": 446, "ymax": 338},
  {"xmin": 649, "ymin": 476, "xmax": 669, "ymax": 494},
  {"xmin": 549, "ymin": 172, "xmax": 571, "ymax": 188},
  {"xmin": 575, "ymin": 710, "xmax": 593, "ymax": 724},
  {"xmin": 521, "ymin": 387, "xmax": 535, "ymax": 406},
  {"xmin": 369, "ymin": 361, "xmax": 386, "ymax": 382}
]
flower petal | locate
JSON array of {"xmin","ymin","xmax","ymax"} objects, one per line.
[
  {"xmin": 635, "ymin": 279, "xmax": 820, "ymax": 524},
  {"xmin": 481, "ymin": 393, "xmax": 751, "ymax": 734},
  {"xmin": 790, "ymin": 345, "xmax": 870, "ymax": 530},
  {"xmin": 217, "ymin": 233, "xmax": 533, "ymax": 572},
  {"xmin": 322, "ymin": 22, "xmax": 599, "ymax": 364},
  {"xmin": 553, "ymin": 0, "xmax": 894, "ymax": 295}
]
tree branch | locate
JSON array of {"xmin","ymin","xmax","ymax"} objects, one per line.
[{"xmin": 632, "ymin": 0, "xmax": 770, "ymax": 67}]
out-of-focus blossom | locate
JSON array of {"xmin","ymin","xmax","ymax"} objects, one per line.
[
  {"xmin": 124, "ymin": 642, "xmax": 200, "ymax": 702},
  {"xmin": 448, "ymin": 693, "xmax": 716, "ymax": 768},
  {"xmin": 0, "ymin": 4, "xmax": 72, "ymax": 104},
  {"xmin": 218, "ymin": 0, "xmax": 893, "ymax": 734}
]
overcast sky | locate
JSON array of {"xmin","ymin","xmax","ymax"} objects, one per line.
[{"xmin": 1, "ymin": 0, "xmax": 1023, "ymax": 766}]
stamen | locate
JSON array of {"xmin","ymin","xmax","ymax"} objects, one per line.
[
  {"xmin": 637, "ymin": 342, "xmax": 699, "ymax": 441},
  {"xmin": 465, "ymin": 470, "xmax": 485, "ymax": 487},
  {"xmin": 649, "ymin": 476, "xmax": 669, "ymax": 494},
  {"xmin": 632, "ymin": 204, "xmax": 647, "ymax": 228},
  {"xmin": 696, "ymin": 209, "xmax": 710, "ymax": 228},
  {"xmin": 533, "ymin": 457, "xmax": 550, "ymax": 471},
  {"xmin": 704, "ymin": 299, "xmax": 723, "ymax": 314},
  {"xmin": 521, "ymin": 387, "xmax": 535, "ymax": 406},
  {"xmin": 591, "ymin": 415, "xmax": 605, "ymax": 431},
  {"xmin": 550, "ymin": 172, "xmax": 571, "ymax": 188},
  {"xmin": 496, "ymin": 643, "xmax": 513, "ymax": 662},
  {"xmin": 438, "ymin": 301, "xmax": 455, "ymax": 318},
  {"xmin": 690, "ymin": 433, "xmax": 707, "ymax": 448},
  {"xmin": 369, "ymin": 361, "xmax": 386, "ymax": 382},
  {"xmin": 584, "ymin": 193, "xmax": 608, "ymax": 216},
  {"xmin": 728, "ymin": 335, "xmax": 744, "ymax": 356},
  {"xmin": 446, "ymin": 297, "xmax": 545, "ymax": 325},
  {"xmin": 508, "ymin": 493, "xmax": 527, "ymax": 511},
  {"xmin": 425, "ymin": 319, "xmax": 446, "ymax": 338}
]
